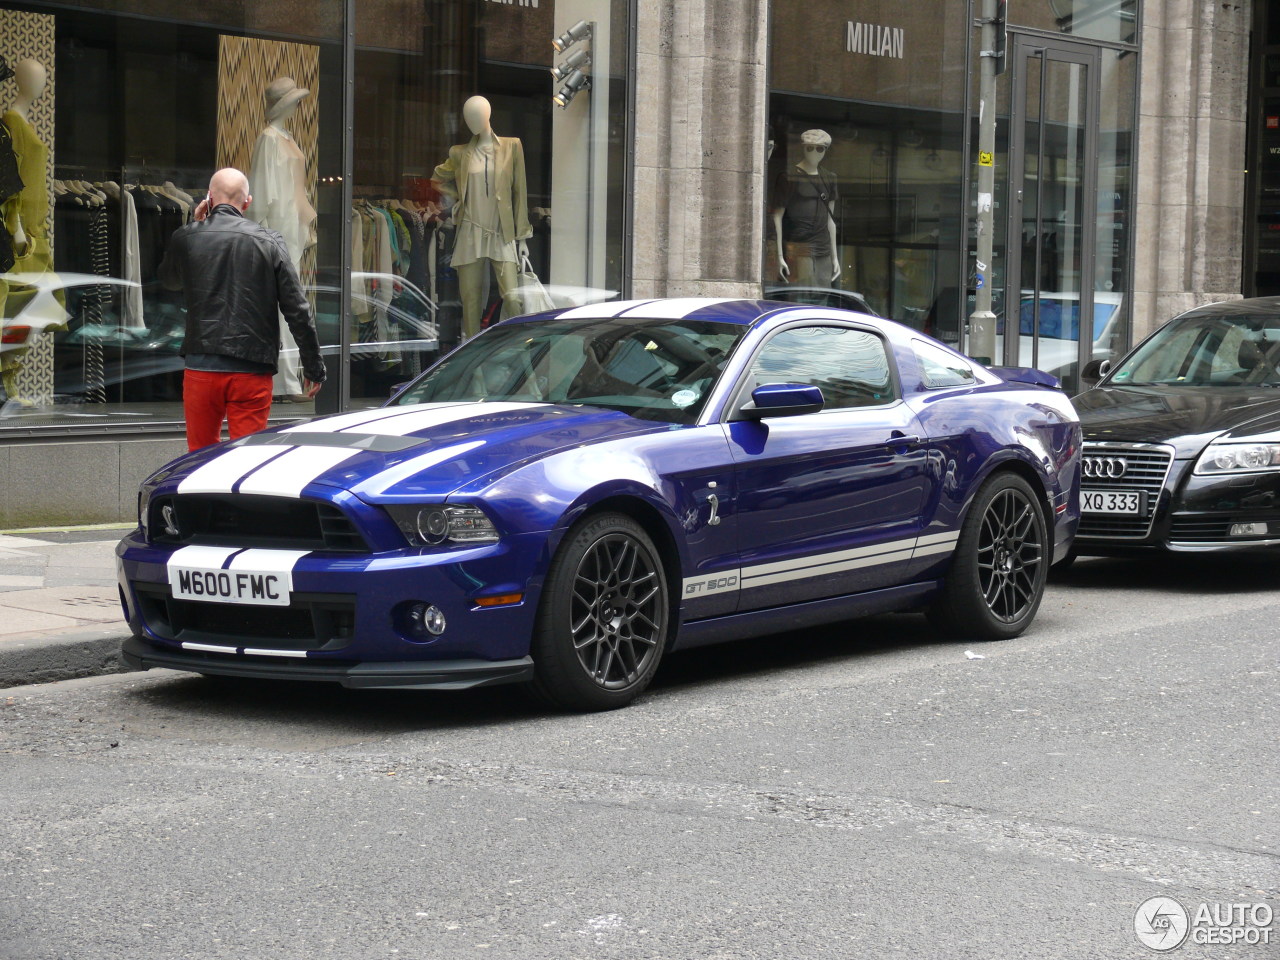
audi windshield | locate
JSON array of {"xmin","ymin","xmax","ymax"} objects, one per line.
[{"xmin": 1110, "ymin": 313, "xmax": 1280, "ymax": 388}]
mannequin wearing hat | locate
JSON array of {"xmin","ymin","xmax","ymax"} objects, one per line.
[
  {"xmin": 770, "ymin": 128, "xmax": 841, "ymax": 286},
  {"xmin": 248, "ymin": 76, "xmax": 317, "ymax": 397},
  {"xmin": 433, "ymin": 95, "xmax": 531, "ymax": 340},
  {"xmin": 1, "ymin": 58, "xmax": 61, "ymax": 404}
]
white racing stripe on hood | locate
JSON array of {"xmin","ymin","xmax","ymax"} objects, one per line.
[
  {"xmin": 236, "ymin": 446, "xmax": 360, "ymax": 498},
  {"xmin": 282, "ymin": 402, "xmax": 469, "ymax": 434},
  {"xmin": 167, "ymin": 545, "xmax": 242, "ymax": 570},
  {"xmin": 352, "ymin": 440, "xmax": 485, "ymax": 497},
  {"xmin": 177, "ymin": 445, "xmax": 294, "ymax": 495},
  {"xmin": 555, "ymin": 299, "xmax": 658, "ymax": 319},
  {"xmin": 356, "ymin": 401, "xmax": 541, "ymax": 437},
  {"xmin": 618, "ymin": 298, "xmax": 737, "ymax": 319}
]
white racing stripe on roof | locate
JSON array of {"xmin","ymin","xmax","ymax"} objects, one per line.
[
  {"xmin": 555, "ymin": 299, "xmax": 658, "ymax": 319},
  {"xmin": 236, "ymin": 446, "xmax": 359, "ymax": 498},
  {"xmin": 618, "ymin": 297, "xmax": 739, "ymax": 319},
  {"xmin": 282, "ymin": 403, "xmax": 469, "ymax": 434},
  {"xmin": 177, "ymin": 445, "xmax": 294, "ymax": 495},
  {"xmin": 356, "ymin": 401, "xmax": 540, "ymax": 437}
]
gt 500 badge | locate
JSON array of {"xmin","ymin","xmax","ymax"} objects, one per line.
[{"xmin": 684, "ymin": 574, "xmax": 739, "ymax": 596}]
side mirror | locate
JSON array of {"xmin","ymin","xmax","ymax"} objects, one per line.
[
  {"xmin": 738, "ymin": 383, "xmax": 824, "ymax": 420},
  {"xmin": 389, "ymin": 381, "xmax": 410, "ymax": 400},
  {"xmin": 1081, "ymin": 358, "xmax": 1111, "ymax": 384}
]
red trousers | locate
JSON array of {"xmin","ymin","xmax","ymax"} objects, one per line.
[{"xmin": 183, "ymin": 369, "xmax": 274, "ymax": 451}]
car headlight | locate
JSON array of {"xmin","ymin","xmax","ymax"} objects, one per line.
[
  {"xmin": 385, "ymin": 504, "xmax": 500, "ymax": 546},
  {"xmin": 1194, "ymin": 441, "xmax": 1280, "ymax": 475}
]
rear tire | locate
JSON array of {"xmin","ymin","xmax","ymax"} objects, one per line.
[
  {"xmin": 927, "ymin": 472, "xmax": 1048, "ymax": 641},
  {"xmin": 529, "ymin": 512, "xmax": 669, "ymax": 711}
]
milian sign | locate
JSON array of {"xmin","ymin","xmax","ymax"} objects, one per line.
[{"xmin": 846, "ymin": 21, "xmax": 905, "ymax": 59}]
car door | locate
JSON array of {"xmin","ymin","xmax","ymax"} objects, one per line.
[{"xmin": 725, "ymin": 321, "xmax": 934, "ymax": 612}]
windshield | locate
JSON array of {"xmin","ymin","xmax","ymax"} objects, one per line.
[
  {"xmin": 393, "ymin": 316, "xmax": 747, "ymax": 424},
  {"xmin": 1110, "ymin": 313, "xmax": 1280, "ymax": 387}
]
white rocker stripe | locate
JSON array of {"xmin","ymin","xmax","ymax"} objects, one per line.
[
  {"xmin": 741, "ymin": 545, "xmax": 916, "ymax": 589},
  {"xmin": 178, "ymin": 445, "xmax": 294, "ymax": 495},
  {"xmin": 555, "ymin": 299, "xmax": 659, "ymax": 319},
  {"xmin": 618, "ymin": 297, "xmax": 738, "ymax": 319},
  {"xmin": 236, "ymin": 446, "xmax": 359, "ymax": 498},
  {"xmin": 356, "ymin": 401, "xmax": 541, "ymax": 437},
  {"xmin": 282, "ymin": 403, "xmax": 467, "ymax": 434},
  {"xmin": 739, "ymin": 537, "xmax": 916, "ymax": 581},
  {"xmin": 181, "ymin": 642, "xmax": 238, "ymax": 654},
  {"xmin": 914, "ymin": 540, "xmax": 961, "ymax": 559},
  {"xmin": 916, "ymin": 531, "xmax": 961, "ymax": 548}
]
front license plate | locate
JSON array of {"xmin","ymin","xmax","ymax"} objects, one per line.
[
  {"xmin": 1081, "ymin": 489, "xmax": 1145, "ymax": 515},
  {"xmin": 169, "ymin": 566, "xmax": 291, "ymax": 606}
]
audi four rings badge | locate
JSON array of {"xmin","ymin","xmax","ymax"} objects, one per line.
[{"xmin": 1083, "ymin": 457, "xmax": 1128, "ymax": 479}]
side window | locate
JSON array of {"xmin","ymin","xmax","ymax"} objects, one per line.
[
  {"xmin": 912, "ymin": 339, "xmax": 975, "ymax": 388},
  {"xmin": 749, "ymin": 325, "xmax": 895, "ymax": 409}
]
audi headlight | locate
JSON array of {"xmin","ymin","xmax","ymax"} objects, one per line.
[
  {"xmin": 1194, "ymin": 441, "xmax": 1280, "ymax": 475},
  {"xmin": 386, "ymin": 504, "xmax": 500, "ymax": 546}
]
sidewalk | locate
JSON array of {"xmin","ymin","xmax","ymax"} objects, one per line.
[{"xmin": 0, "ymin": 525, "xmax": 136, "ymax": 688}]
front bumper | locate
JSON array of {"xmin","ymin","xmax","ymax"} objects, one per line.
[
  {"xmin": 1076, "ymin": 458, "xmax": 1280, "ymax": 555},
  {"xmin": 116, "ymin": 527, "xmax": 550, "ymax": 676},
  {"xmin": 121, "ymin": 635, "xmax": 533, "ymax": 690}
]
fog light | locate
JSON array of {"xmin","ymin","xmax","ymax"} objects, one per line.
[
  {"xmin": 1229, "ymin": 522, "xmax": 1268, "ymax": 537},
  {"xmin": 406, "ymin": 602, "xmax": 447, "ymax": 637}
]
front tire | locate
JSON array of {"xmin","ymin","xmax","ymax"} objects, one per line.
[
  {"xmin": 530, "ymin": 512, "xmax": 669, "ymax": 711},
  {"xmin": 928, "ymin": 472, "xmax": 1048, "ymax": 641}
]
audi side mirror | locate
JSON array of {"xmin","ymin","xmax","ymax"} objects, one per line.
[{"xmin": 1081, "ymin": 358, "xmax": 1111, "ymax": 385}]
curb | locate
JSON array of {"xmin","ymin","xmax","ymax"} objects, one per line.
[{"xmin": 0, "ymin": 627, "xmax": 136, "ymax": 689}]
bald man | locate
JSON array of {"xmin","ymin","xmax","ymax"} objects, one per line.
[{"xmin": 158, "ymin": 167, "xmax": 326, "ymax": 450}]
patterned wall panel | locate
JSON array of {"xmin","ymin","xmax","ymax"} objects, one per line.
[
  {"xmin": 216, "ymin": 36, "xmax": 320, "ymax": 285},
  {"xmin": 1, "ymin": 10, "xmax": 57, "ymax": 405}
]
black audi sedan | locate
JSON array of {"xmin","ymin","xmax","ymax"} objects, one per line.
[{"xmin": 1072, "ymin": 297, "xmax": 1280, "ymax": 556}]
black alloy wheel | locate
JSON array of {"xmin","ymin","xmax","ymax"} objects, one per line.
[
  {"xmin": 530, "ymin": 512, "xmax": 669, "ymax": 711},
  {"xmin": 927, "ymin": 472, "xmax": 1048, "ymax": 641}
]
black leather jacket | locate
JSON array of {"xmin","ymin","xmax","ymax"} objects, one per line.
[{"xmin": 158, "ymin": 204, "xmax": 325, "ymax": 380}]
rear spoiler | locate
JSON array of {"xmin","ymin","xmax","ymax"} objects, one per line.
[{"xmin": 988, "ymin": 366, "xmax": 1062, "ymax": 390}]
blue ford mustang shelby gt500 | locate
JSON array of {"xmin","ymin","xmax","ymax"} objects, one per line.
[{"xmin": 118, "ymin": 298, "xmax": 1081, "ymax": 710}]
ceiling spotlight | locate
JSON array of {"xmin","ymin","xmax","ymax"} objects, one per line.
[
  {"xmin": 552, "ymin": 69, "xmax": 591, "ymax": 109},
  {"xmin": 552, "ymin": 19, "xmax": 592, "ymax": 53},
  {"xmin": 550, "ymin": 47, "xmax": 590, "ymax": 82}
]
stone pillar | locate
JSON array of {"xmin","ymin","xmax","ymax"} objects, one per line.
[
  {"xmin": 1132, "ymin": 0, "xmax": 1249, "ymax": 339},
  {"xmin": 632, "ymin": 1, "xmax": 769, "ymax": 299}
]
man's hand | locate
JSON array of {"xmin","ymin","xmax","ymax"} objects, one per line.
[
  {"xmin": 193, "ymin": 198, "xmax": 211, "ymax": 221},
  {"xmin": 303, "ymin": 361, "xmax": 327, "ymax": 386}
]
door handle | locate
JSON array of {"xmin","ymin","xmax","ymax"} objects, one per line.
[{"xmin": 888, "ymin": 432, "xmax": 921, "ymax": 446}]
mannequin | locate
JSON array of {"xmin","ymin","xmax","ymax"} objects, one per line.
[
  {"xmin": 770, "ymin": 128, "xmax": 841, "ymax": 286},
  {"xmin": 248, "ymin": 77, "xmax": 317, "ymax": 398},
  {"xmin": 433, "ymin": 95, "xmax": 531, "ymax": 340},
  {"xmin": 1, "ymin": 58, "xmax": 61, "ymax": 403}
]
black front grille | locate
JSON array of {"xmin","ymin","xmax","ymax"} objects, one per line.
[
  {"xmin": 1078, "ymin": 442, "xmax": 1174, "ymax": 540},
  {"xmin": 134, "ymin": 581, "xmax": 356, "ymax": 650},
  {"xmin": 149, "ymin": 494, "xmax": 368, "ymax": 552}
]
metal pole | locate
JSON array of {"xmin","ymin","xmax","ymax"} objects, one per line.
[{"xmin": 968, "ymin": 0, "xmax": 999, "ymax": 364}]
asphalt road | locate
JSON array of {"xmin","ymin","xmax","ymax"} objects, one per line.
[{"xmin": 1, "ymin": 556, "xmax": 1276, "ymax": 960}]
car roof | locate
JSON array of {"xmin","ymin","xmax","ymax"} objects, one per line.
[
  {"xmin": 507, "ymin": 296, "xmax": 884, "ymax": 330},
  {"xmin": 1178, "ymin": 296, "xmax": 1280, "ymax": 319}
]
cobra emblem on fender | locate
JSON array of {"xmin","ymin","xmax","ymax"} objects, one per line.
[{"xmin": 1082, "ymin": 456, "xmax": 1128, "ymax": 479}]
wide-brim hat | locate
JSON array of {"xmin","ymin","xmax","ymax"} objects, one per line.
[{"xmin": 265, "ymin": 76, "xmax": 309, "ymax": 122}]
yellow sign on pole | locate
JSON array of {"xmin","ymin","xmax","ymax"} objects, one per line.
[{"xmin": 979, "ymin": 151, "xmax": 994, "ymax": 167}]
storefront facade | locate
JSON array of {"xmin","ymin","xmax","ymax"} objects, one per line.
[{"xmin": 0, "ymin": 0, "xmax": 1254, "ymax": 525}]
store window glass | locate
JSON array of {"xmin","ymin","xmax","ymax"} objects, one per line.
[
  {"xmin": 1093, "ymin": 48, "xmax": 1135, "ymax": 371},
  {"xmin": 767, "ymin": 0, "xmax": 970, "ymax": 345},
  {"xmin": 349, "ymin": 0, "xmax": 629, "ymax": 409},
  {"xmin": 0, "ymin": 1, "xmax": 343, "ymax": 431},
  {"xmin": 1017, "ymin": 0, "xmax": 1138, "ymax": 45}
]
